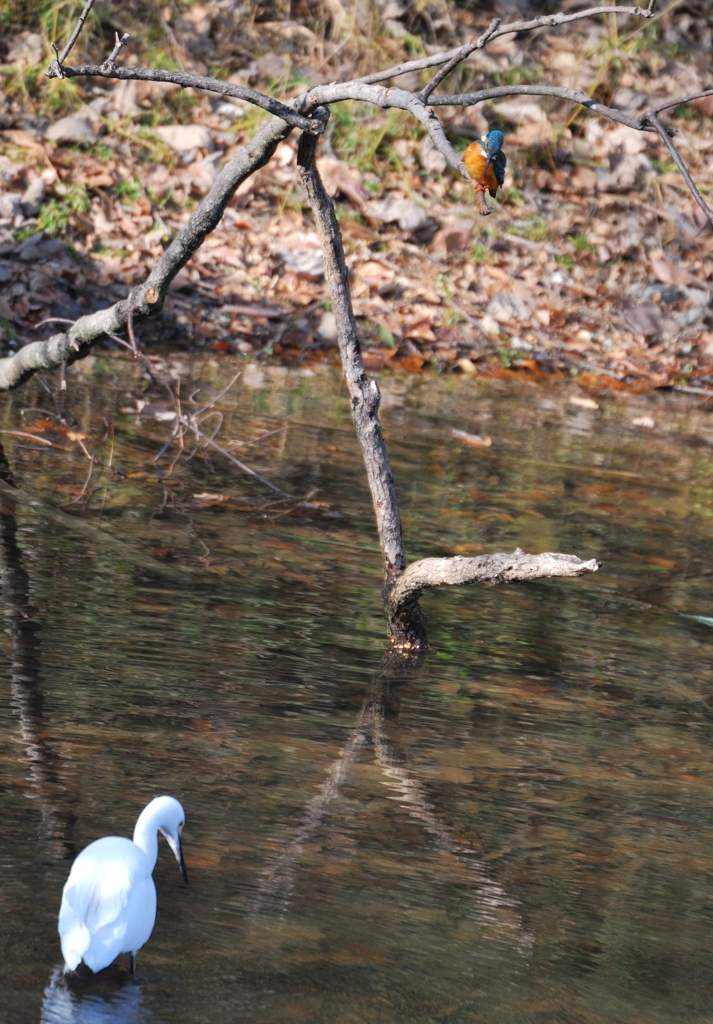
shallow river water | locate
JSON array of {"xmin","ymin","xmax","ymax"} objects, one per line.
[{"xmin": 1, "ymin": 358, "xmax": 713, "ymax": 1023}]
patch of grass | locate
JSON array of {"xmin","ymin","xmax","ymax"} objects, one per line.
[
  {"xmin": 492, "ymin": 66, "xmax": 541, "ymax": 87},
  {"xmin": 93, "ymin": 241, "xmax": 130, "ymax": 258},
  {"xmin": 443, "ymin": 307, "xmax": 467, "ymax": 327},
  {"xmin": 554, "ymin": 253, "xmax": 575, "ymax": 272},
  {"xmin": 567, "ymin": 233, "xmax": 597, "ymax": 254},
  {"xmin": 92, "ymin": 143, "xmax": 113, "ymax": 163},
  {"xmin": 37, "ymin": 183, "xmax": 89, "ymax": 235},
  {"xmin": 232, "ymin": 104, "xmax": 271, "ymax": 137},
  {"xmin": 498, "ymin": 345, "xmax": 513, "ymax": 368},
  {"xmin": 470, "ymin": 241, "xmax": 493, "ymax": 263},
  {"xmin": 509, "ymin": 217, "xmax": 548, "ymax": 242},
  {"xmin": 377, "ymin": 323, "xmax": 395, "ymax": 346},
  {"xmin": 331, "ymin": 101, "xmax": 414, "ymax": 175},
  {"xmin": 503, "ymin": 187, "xmax": 524, "ymax": 206},
  {"xmin": 114, "ymin": 178, "xmax": 143, "ymax": 202},
  {"xmin": 335, "ymin": 206, "xmax": 366, "ymax": 225},
  {"xmin": 652, "ymin": 156, "xmax": 678, "ymax": 174}
]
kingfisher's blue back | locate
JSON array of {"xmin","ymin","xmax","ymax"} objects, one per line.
[{"xmin": 481, "ymin": 130, "xmax": 507, "ymax": 194}]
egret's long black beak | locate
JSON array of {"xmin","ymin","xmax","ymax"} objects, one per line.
[{"xmin": 176, "ymin": 837, "xmax": 188, "ymax": 884}]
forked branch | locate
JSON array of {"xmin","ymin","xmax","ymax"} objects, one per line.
[{"xmin": 297, "ymin": 116, "xmax": 598, "ymax": 649}]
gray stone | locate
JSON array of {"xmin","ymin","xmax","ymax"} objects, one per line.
[
  {"xmin": 316, "ymin": 312, "xmax": 338, "ymax": 341},
  {"xmin": 21, "ymin": 178, "xmax": 45, "ymax": 217},
  {"xmin": 0, "ymin": 192, "xmax": 23, "ymax": 219},
  {"xmin": 18, "ymin": 232, "xmax": 68, "ymax": 261},
  {"xmin": 46, "ymin": 116, "xmax": 97, "ymax": 145},
  {"xmin": 365, "ymin": 195, "xmax": 430, "ymax": 233},
  {"xmin": 6, "ymin": 32, "xmax": 43, "ymax": 66},
  {"xmin": 280, "ymin": 248, "xmax": 325, "ymax": 279},
  {"xmin": 419, "ymin": 136, "xmax": 448, "ymax": 175},
  {"xmin": 156, "ymin": 124, "xmax": 215, "ymax": 155},
  {"xmin": 486, "ymin": 290, "xmax": 531, "ymax": 324}
]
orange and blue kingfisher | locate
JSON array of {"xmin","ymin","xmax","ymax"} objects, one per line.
[{"xmin": 464, "ymin": 130, "xmax": 506, "ymax": 215}]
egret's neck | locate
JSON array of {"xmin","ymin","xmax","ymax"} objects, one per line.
[{"xmin": 132, "ymin": 805, "xmax": 161, "ymax": 871}]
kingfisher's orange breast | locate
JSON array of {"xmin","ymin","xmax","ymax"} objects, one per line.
[{"xmin": 464, "ymin": 143, "xmax": 499, "ymax": 191}]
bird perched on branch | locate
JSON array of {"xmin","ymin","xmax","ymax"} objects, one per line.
[
  {"xmin": 58, "ymin": 796, "xmax": 188, "ymax": 974},
  {"xmin": 464, "ymin": 130, "xmax": 506, "ymax": 215}
]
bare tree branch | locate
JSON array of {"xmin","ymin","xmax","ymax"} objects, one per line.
[
  {"xmin": 356, "ymin": 2, "xmax": 656, "ymax": 86},
  {"xmin": 644, "ymin": 87, "xmax": 713, "ymax": 117},
  {"xmin": 387, "ymin": 551, "xmax": 599, "ymax": 650},
  {"xmin": 645, "ymin": 112, "xmax": 713, "ymax": 224},
  {"xmin": 46, "ymin": 61, "xmax": 324, "ymax": 134},
  {"xmin": 297, "ymin": 113, "xmax": 407, "ymax": 582},
  {"xmin": 296, "ymin": 115, "xmax": 599, "ymax": 648},
  {"xmin": 0, "ymin": 116, "xmax": 292, "ymax": 391},
  {"xmin": 56, "ymin": 0, "xmax": 96, "ymax": 68},
  {"xmin": 104, "ymin": 31, "xmax": 130, "ymax": 68},
  {"xmin": 418, "ymin": 18, "xmax": 501, "ymax": 104},
  {"xmin": 429, "ymin": 84, "xmax": 676, "ymax": 135}
]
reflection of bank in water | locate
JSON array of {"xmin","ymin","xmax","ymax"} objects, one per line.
[
  {"xmin": 41, "ymin": 968, "xmax": 147, "ymax": 1024},
  {"xmin": 0, "ymin": 465, "xmax": 75, "ymax": 859}
]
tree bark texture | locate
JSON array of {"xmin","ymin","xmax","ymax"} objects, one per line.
[{"xmin": 297, "ymin": 123, "xmax": 407, "ymax": 586}]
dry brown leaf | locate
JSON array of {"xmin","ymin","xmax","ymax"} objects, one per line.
[
  {"xmin": 453, "ymin": 429, "xmax": 492, "ymax": 447},
  {"xmin": 650, "ymin": 257, "xmax": 700, "ymax": 288},
  {"xmin": 316, "ymin": 157, "xmax": 369, "ymax": 206},
  {"xmin": 193, "ymin": 492, "xmax": 231, "ymax": 505}
]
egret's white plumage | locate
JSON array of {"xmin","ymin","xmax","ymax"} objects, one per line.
[{"xmin": 58, "ymin": 795, "xmax": 187, "ymax": 974}]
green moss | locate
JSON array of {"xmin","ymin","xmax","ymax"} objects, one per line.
[
  {"xmin": 37, "ymin": 183, "xmax": 90, "ymax": 235},
  {"xmin": 554, "ymin": 253, "xmax": 575, "ymax": 272},
  {"xmin": 567, "ymin": 233, "xmax": 597, "ymax": 254},
  {"xmin": 470, "ymin": 241, "xmax": 493, "ymax": 263}
]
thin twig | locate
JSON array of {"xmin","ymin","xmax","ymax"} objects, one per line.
[
  {"xmin": 57, "ymin": 0, "xmax": 96, "ymax": 66},
  {"xmin": 103, "ymin": 32, "xmax": 130, "ymax": 69},
  {"xmin": 46, "ymin": 62, "xmax": 323, "ymax": 135},
  {"xmin": 181, "ymin": 418, "xmax": 291, "ymax": 498},
  {"xmin": 192, "ymin": 370, "xmax": 242, "ymax": 417},
  {"xmin": 646, "ymin": 112, "xmax": 713, "ymax": 224},
  {"xmin": 225, "ymin": 426, "xmax": 288, "ymax": 452},
  {"xmin": 355, "ymin": 2, "xmax": 656, "ymax": 86},
  {"xmin": 62, "ymin": 455, "xmax": 95, "ymax": 507},
  {"xmin": 0, "ymin": 431, "xmax": 52, "ymax": 446},
  {"xmin": 429, "ymin": 84, "xmax": 675, "ymax": 135},
  {"xmin": 418, "ymin": 18, "xmax": 501, "ymax": 104},
  {"xmin": 126, "ymin": 304, "xmax": 139, "ymax": 357}
]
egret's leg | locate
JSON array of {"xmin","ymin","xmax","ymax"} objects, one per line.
[{"xmin": 129, "ymin": 952, "xmax": 136, "ymax": 975}]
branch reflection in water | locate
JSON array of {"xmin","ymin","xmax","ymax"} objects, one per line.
[
  {"xmin": 252, "ymin": 652, "xmax": 532, "ymax": 955},
  {"xmin": 0, "ymin": 449, "xmax": 75, "ymax": 858},
  {"xmin": 0, "ymin": 449, "xmax": 140, "ymax": 1021}
]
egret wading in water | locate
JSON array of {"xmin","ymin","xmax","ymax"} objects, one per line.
[
  {"xmin": 464, "ymin": 130, "xmax": 507, "ymax": 215},
  {"xmin": 58, "ymin": 796, "xmax": 187, "ymax": 975}
]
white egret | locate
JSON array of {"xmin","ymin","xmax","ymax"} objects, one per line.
[{"xmin": 58, "ymin": 795, "xmax": 187, "ymax": 974}]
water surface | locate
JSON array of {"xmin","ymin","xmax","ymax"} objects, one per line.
[{"xmin": 1, "ymin": 359, "xmax": 712, "ymax": 1023}]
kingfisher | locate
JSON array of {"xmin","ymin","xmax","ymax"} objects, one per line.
[{"xmin": 464, "ymin": 130, "xmax": 506, "ymax": 215}]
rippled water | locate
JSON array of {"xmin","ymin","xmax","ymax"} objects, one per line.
[{"xmin": 1, "ymin": 358, "xmax": 713, "ymax": 1023}]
